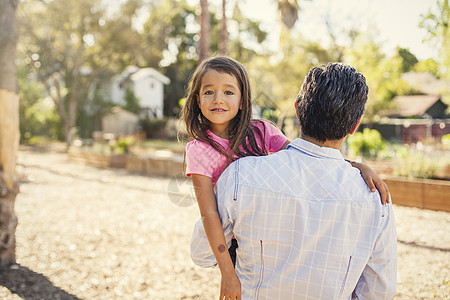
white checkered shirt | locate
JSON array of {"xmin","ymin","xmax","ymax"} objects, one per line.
[{"xmin": 190, "ymin": 138, "xmax": 397, "ymax": 300}]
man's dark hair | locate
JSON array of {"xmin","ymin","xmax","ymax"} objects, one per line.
[{"xmin": 295, "ymin": 63, "xmax": 369, "ymax": 142}]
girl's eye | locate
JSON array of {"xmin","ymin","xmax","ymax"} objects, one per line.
[
  {"xmin": 204, "ymin": 90, "xmax": 213, "ymax": 95},
  {"xmin": 225, "ymin": 91, "xmax": 234, "ymax": 95}
]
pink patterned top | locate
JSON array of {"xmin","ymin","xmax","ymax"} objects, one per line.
[{"xmin": 185, "ymin": 120, "xmax": 288, "ymax": 186}]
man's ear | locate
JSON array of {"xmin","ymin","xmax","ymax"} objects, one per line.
[{"xmin": 349, "ymin": 117, "xmax": 362, "ymax": 135}]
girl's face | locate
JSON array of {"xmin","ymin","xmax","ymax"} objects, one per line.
[{"xmin": 197, "ymin": 69, "xmax": 242, "ymax": 138}]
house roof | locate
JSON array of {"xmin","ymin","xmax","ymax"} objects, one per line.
[
  {"xmin": 130, "ymin": 68, "xmax": 171, "ymax": 85},
  {"xmin": 109, "ymin": 106, "xmax": 139, "ymax": 118},
  {"xmin": 390, "ymin": 95, "xmax": 441, "ymax": 117}
]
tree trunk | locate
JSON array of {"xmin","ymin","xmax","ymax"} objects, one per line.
[
  {"xmin": 199, "ymin": 0, "xmax": 210, "ymax": 62},
  {"xmin": 219, "ymin": 0, "xmax": 228, "ymax": 55},
  {"xmin": 278, "ymin": 0, "xmax": 300, "ymax": 29},
  {"xmin": 0, "ymin": 0, "xmax": 19, "ymax": 266}
]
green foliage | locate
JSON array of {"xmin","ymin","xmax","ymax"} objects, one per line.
[
  {"xmin": 139, "ymin": 118, "xmax": 168, "ymax": 139},
  {"xmin": 142, "ymin": 0, "xmax": 196, "ymax": 67},
  {"xmin": 225, "ymin": 4, "xmax": 269, "ymax": 62},
  {"xmin": 347, "ymin": 128, "xmax": 386, "ymax": 158},
  {"xmin": 116, "ymin": 137, "xmax": 133, "ymax": 154},
  {"xmin": 142, "ymin": 0, "xmax": 198, "ymax": 117},
  {"xmin": 248, "ymin": 34, "xmax": 331, "ymax": 120},
  {"xmin": 414, "ymin": 58, "xmax": 442, "ymax": 78},
  {"xmin": 419, "ymin": 0, "xmax": 450, "ymax": 79},
  {"xmin": 142, "ymin": 139, "xmax": 186, "ymax": 153},
  {"xmin": 342, "ymin": 34, "xmax": 421, "ymax": 120},
  {"xmin": 442, "ymin": 133, "xmax": 450, "ymax": 149},
  {"xmin": 342, "ymin": 33, "xmax": 388, "ymax": 120},
  {"xmin": 178, "ymin": 97, "xmax": 187, "ymax": 108},
  {"xmin": 123, "ymin": 88, "xmax": 141, "ymax": 114},
  {"xmin": 26, "ymin": 136, "xmax": 59, "ymax": 147},
  {"xmin": 21, "ymin": 99, "xmax": 63, "ymax": 143},
  {"xmin": 394, "ymin": 147, "xmax": 444, "ymax": 179},
  {"xmin": 397, "ymin": 48, "xmax": 418, "ymax": 72},
  {"xmin": 18, "ymin": 0, "xmax": 145, "ymax": 146},
  {"xmin": 76, "ymin": 90, "xmax": 114, "ymax": 139},
  {"xmin": 16, "ymin": 0, "xmax": 446, "ymax": 147},
  {"xmin": 107, "ymin": 136, "xmax": 135, "ymax": 154},
  {"xmin": 18, "ymin": 56, "xmax": 64, "ymax": 143},
  {"xmin": 261, "ymin": 109, "xmax": 278, "ymax": 124}
]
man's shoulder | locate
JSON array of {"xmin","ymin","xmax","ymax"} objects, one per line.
[
  {"xmin": 217, "ymin": 154, "xmax": 270, "ymax": 184},
  {"xmin": 223, "ymin": 151, "xmax": 288, "ymax": 186}
]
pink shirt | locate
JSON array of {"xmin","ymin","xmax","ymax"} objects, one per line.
[{"xmin": 185, "ymin": 120, "xmax": 288, "ymax": 185}]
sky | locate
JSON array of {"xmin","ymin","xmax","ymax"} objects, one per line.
[{"xmin": 204, "ymin": 0, "xmax": 439, "ymax": 61}]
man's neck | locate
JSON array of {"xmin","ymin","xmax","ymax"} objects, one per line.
[{"xmin": 300, "ymin": 134, "xmax": 345, "ymax": 150}]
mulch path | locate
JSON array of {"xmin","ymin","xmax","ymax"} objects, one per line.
[{"xmin": 0, "ymin": 149, "xmax": 448, "ymax": 299}]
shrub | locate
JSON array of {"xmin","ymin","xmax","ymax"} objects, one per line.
[
  {"xmin": 442, "ymin": 134, "xmax": 450, "ymax": 150},
  {"xmin": 139, "ymin": 118, "xmax": 168, "ymax": 139},
  {"xmin": 116, "ymin": 138, "xmax": 132, "ymax": 154},
  {"xmin": 347, "ymin": 128, "xmax": 386, "ymax": 158},
  {"xmin": 394, "ymin": 147, "xmax": 444, "ymax": 179}
]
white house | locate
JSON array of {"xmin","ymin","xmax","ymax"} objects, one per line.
[{"xmin": 110, "ymin": 66, "xmax": 171, "ymax": 119}]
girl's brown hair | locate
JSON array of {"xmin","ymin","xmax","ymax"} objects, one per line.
[{"xmin": 181, "ymin": 56, "xmax": 267, "ymax": 163}]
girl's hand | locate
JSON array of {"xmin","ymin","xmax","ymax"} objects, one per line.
[
  {"xmin": 347, "ymin": 160, "xmax": 390, "ymax": 205},
  {"xmin": 220, "ymin": 271, "xmax": 241, "ymax": 300}
]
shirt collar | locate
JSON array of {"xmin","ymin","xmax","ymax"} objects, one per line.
[{"xmin": 286, "ymin": 138, "xmax": 344, "ymax": 161}]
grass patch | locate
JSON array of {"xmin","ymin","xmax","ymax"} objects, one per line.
[{"xmin": 142, "ymin": 139, "xmax": 187, "ymax": 153}]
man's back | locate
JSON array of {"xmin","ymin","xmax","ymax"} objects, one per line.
[{"xmin": 191, "ymin": 138, "xmax": 397, "ymax": 299}]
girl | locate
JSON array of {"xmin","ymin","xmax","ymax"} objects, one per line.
[{"xmin": 181, "ymin": 56, "xmax": 389, "ymax": 300}]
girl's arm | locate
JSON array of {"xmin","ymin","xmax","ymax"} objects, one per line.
[
  {"xmin": 280, "ymin": 140, "xmax": 290, "ymax": 150},
  {"xmin": 191, "ymin": 174, "xmax": 241, "ymax": 300},
  {"xmin": 345, "ymin": 160, "xmax": 390, "ymax": 205}
]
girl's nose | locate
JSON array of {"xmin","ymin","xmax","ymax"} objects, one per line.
[{"xmin": 213, "ymin": 94, "xmax": 224, "ymax": 103}]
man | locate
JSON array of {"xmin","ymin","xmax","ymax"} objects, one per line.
[{"xmin": 190, "ymin": 63, "xmax": 397, "ymax": 299}]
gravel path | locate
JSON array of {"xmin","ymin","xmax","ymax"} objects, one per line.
[{"xmin": 0, "ymin": 149, "xmax": 448, "ymax": 299}]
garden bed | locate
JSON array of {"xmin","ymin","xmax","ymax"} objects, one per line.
[
  {"xmin": 384, "ymin": 177, "xmax": 450, "ymax": 212},
  {"xmin": 126, "ymin": 154, "xmax": 184, "ymax": 178},
  {"xmin": 68, "ymin": 149, "xmax": 185, "ymax": 178},
  {"xmin": 67, "ymin": 149, "xmax": 127, "ymax": 169}
]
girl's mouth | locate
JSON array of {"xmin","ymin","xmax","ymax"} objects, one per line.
[{"xmin": 211, "ymin": 108, "xmax": 226, "ymax": 112}]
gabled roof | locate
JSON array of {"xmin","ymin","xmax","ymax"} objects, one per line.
[
  {"xmin": 130, "ymin": 68, "xmax": 170, "ymax": 85},
  {"xmin": 390, "ymin": 95, "xmax": 442, "ymax": 117},
  {"xmin": 114, "ymin": 66, "xmax": 171, "ymax": 85},
  {"xmin": 108, "ymin": 106, "xmax": 139, "ymax": 118}
]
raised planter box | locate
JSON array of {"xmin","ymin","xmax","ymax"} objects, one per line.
[
  {"xmin": 384, "ymin": 177, "xmax": 450, "ymax": 212},
  {"xmin": 126, "ymin": 155, "xmax": 184, "ymax": 178},
  {"xmin": 69, "ymin": 149, "xmax": 185, "ymax": 178},
  {"xmin": 68, "ymin": 150, "xmax": 126, "ymax": 169}
]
